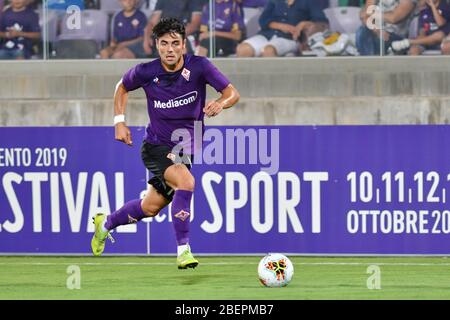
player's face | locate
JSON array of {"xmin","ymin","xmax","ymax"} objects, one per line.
[
  {"xmin": 156, "ymin": 32, "xmax": 186, "ymax": 69},
  {"xmin": 120, "ymin": 0, "xmax": 136, "ymax": 12},
  {"xmin": 11, "ymin": 0, "xmax": 26, "ymax": 9}
]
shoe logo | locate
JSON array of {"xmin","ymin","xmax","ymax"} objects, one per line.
[
  {"xmin": 174, "ymin": 210, "xmax": 190, "ymax": 221},
  {"xmin": 128, "ymin": 214, "xmax": 138, "ymax": 224}
]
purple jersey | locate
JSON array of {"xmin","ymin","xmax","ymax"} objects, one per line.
[
  {"xmin": 122, "ymin": 54, "xmax": 230, "ymax": 154},
  {"xmin": 419, "ymin": 2, "xmax": 450, "ymax": 36},
  {"xmin": 0, "ymin": 6, "xmax": 40, "ymax": 58},
  {"xmin": 113, "ymin": 10, "xmax": 147, "ymax": 43},
  {"xmin": 200, "ymin": 0, "xmax": 245, "ymax": 33}
]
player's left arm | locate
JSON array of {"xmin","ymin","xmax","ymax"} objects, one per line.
[
  {"xmin": 8, "ymin": 30, "xmax": 40, "ymax": 39},
  {"xmin": 186, "ymin": 12, "xmax": 202, "ymax": 36},
  {"xmin": 203, "ymin": 84, "xmax": 240, "ymax": 117},
  {"xmin": 428, "ymin": 0, "xmax": 447, "ymax": 27},
  {"xmin": 383, "ymin": 0, "xmax": 415, "ymax": 24},
  {"xmin": 12, "ymin": 12, "xmax": 41, "ymax": 39}
]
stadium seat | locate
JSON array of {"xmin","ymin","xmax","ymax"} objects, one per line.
[
  {"xmin": 58, "ymin": 9, "xmax": 108, "ymax": 43},
  {"xmin": 243, "ymin": 7, "xmax": 263, "ymax": 39},
  {"xmin": 323, "ymin": 6, "xmax": 362, "ymax": 34},
  {"xmin": 54, "ymin": 39, "xmax": 99, "ymax": 58},
  {"xmin": 328, "ymin": 0, "xmax": 339, "ymax": 8},
  {"xmin": 55, "ymin": 9, "xmax": 108, "ymax": 58},
  {"xmin": 37, "ymin": 9, "xmax": 59, "ymax": 43}
]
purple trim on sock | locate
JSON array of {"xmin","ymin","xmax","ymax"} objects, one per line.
[{"xmin": 104, "ymin": 199, "xmax": 146, "ymax": 230}]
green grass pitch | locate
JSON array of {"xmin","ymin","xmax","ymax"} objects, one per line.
[{"xmin": 1, "ymin": 256, "xmax": 450, "ymax": 300}]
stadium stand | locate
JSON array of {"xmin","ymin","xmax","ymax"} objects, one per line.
[
  {"xmin": 99, "ymin": 0, "xmax": 122, "ymax": 15},
  {"xmin": 407, "ymin": 10, "xmax": 441, "ymax": 56},
  {"xmin": 323, "ymin": 6, "xmax": 361, "ymax": 34},
  {"xmin": 242, "ymin": 6, "xmax": 262, "ymax": 39},
  {"xmin": 37, "ymin": 9, "xmax": 59, "ymax": 43},
  {"xmin": 55, "ymin": 9, "xmax": 108, "ymax": 58},
  {"xmin": 139, "ymin": 0, "xmax": 156, "ymax": 17}
]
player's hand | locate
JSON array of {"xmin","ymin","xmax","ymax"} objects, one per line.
[
  {"xmin": 426, "ymin": 0, "xmax": 435, "ymax": 8},
  {"xmin": 374, "ymin": 30, "xmax": 390, "ymax": 41},
  {"xmin": 6, "ymin": 30, "xmax": 20, "ymax": 38},
  {"xmin": 292, "ymin": 21, "xmax": 312, "ymax": 40},
  {"xmin": 198, "ymin": 32, "xmax": 210, "ymax": 42},
  {"xmin": 203, "ymin": 100, "xmax": 223, "ymax": 117},
  {"xmin": 11, "ymin": 30, "xmax": 22, "ymax": 38},
  {"xmin": 115, "ymin": 122, "xmax": 133, "ymax": 146}
]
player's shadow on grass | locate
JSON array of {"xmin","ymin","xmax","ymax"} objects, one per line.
[{"xmin": 178, "ymin": 274, "xmax": 215, "ymax": 286}]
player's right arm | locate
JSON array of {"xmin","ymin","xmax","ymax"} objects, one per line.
[
  {"xmin": 116, "ymin": 63, "xmax": 151, "ymax": 145},
  {"xmin": 114, "ymin": 79, "xmax": 133, "ymax": 146},
  {"xmin": 383, "ymin": 0, "xmax": 415, "ymax": 24}
]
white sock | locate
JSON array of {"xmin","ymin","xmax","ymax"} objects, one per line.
[
  {"xmin": 101, "ymin": 218, "xmax": 109, "ymax": 232},
  {"xmin": 177, "ymin": 244, "xmax": 189, "ymax": 256}
]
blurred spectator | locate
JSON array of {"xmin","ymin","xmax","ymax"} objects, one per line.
[
  {"xmin": 84, "ymin": 0, "xmax": 98, "ymax": 9},
  {"xmin": 47, "ymin": 0, "xmax": 85, "ymax": 10},
  {"xmin": 24, "ymin": 0, "xmax": 40, "ymax": 10},
  {"xmin": 0, "ymin": 0, "xmax": 4, "ymax": 26},
  {"xmin": 433, "ymin": 0, "xmax": 450, "ymax": 54},
  {"xmin": 236, "ymin": 0, "xmax": 329, "ymax": 57},
  {"xmin": 142, "ymin": 0, "xmax": 203, "ymax": 57},
  {"xmin": 0, "ymin": 0, "xmax": 40, "ymax": 59},
  {"xmin": 391, "ymin": 0, "xmax": 450, "ymax": 54},
  {"xmin": 239, "ymin": 0, "xmax": 268, "ymax": 7},
  {"xmin": 337, "ymin": 0, "xmax": 365, "ymax": 6},
  {"xmin": 197, "ymin": 0, "xmax": 244, "ymax": 57},
  {"xmin": 47, "ymin": 0, "xmax": 99, "ymax": 10},
  {"xmin": 100, "ymin": 0, "xmax": 147, "ymax": 59},
  {"xmin": 356, "ymin": 0, "xmax": 418, "ymax": 55},
  {"xmin": 139, "ymin": 0, "xmax": 157, "ymax": 13}
]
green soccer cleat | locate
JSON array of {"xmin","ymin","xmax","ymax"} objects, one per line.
[
  {"xmin": 177, "ymin": 246, "xmax": 199, "ymax": 269},
  {"xmin": 91, "ymin": 213, "xmax": 115, "ymax": 256}
]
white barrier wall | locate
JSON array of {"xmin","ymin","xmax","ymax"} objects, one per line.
[{"xmin": 1, "ymin": 57, "xmax": 450, "ymax": 126}]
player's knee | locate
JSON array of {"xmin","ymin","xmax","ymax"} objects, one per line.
[
  {"xmin": 99, "ymin": 48, "xmax": 110, "ymax": 59},
  {"xmin": 442, "ymin": 41, "xmax": 450, "ymax": 55},
  {"xmin": 262, "ymin": 45, "xmax": 277, "ymax": 57},
  {"xmin": 177, "ymin": 176, "xmax": 195, "ymax": 191},
  {"xmin": 409, "ymin": 46, "xmax": 422, "ymax": 56},
  {"xmin": 113, "ymin": 48, "xmax": 134, "ymax": 59},
  {"xmin": 112, "ymin": 50, "xmax": 125, "ymax": 59},
  {"xmin": 141, "ymin": 203, "xmax": 161, "ymax": 217},
  {"xmin": 236, "ymin": 43, "xmax": 254, "ymax": 57}
]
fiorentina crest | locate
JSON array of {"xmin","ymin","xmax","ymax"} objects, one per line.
[
  {"xmin": 174, "ymin": 210, "xmax": 190, "ymax": 221},
  {"xmin": 181, "ymin": 68, "xmax": 190, "ymax": 81}
]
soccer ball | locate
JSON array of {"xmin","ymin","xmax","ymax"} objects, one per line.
[{"xmin": 258, "ymin": 253, "xmax": 294, "ymax": 287}]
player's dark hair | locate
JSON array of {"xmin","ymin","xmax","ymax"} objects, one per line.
[{"xmin": 152, "ymin": 17, "xmax": 186, "ymax": 40}]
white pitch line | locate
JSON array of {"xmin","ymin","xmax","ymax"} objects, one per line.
[{"xmin": 0, "ymin": 262, "xmax": 450, "ymax": 266}]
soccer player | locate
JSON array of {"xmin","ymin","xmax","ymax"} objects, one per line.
[{"xmin": 91, "ymin": 17, "xmax": 240, "ymax": 269}]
